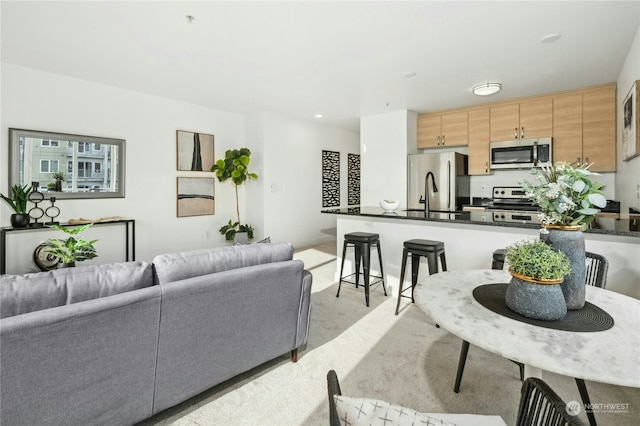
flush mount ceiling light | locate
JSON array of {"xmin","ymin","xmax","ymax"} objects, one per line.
[
  {"xmin": 540, "ymin": 33, "xmax": 562, "ymax": 44},
  {"xmin": 472, "ymin": 83, "xmax": 502, "ymax": 96}
]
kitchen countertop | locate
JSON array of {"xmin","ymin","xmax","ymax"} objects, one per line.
[{"xmin": 321, "ymin": 206, "xmax": 640, "ymax": 238}]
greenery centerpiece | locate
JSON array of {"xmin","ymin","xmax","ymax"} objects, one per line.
[
  {"xmin": 504, "ymin": 239, "xmax": 571, "ymax": 321},
  {"xmin": 1, "ymin": 184, "xmax": 33, "ymax": 228},
  {"xmin": 41, "ymin": 223, "xmax": 98, "ymax": 267},
  {"xmin": 520, "ymin": 161, "xmax": 607, "ymax": 230},
  {"xmin": 520, "ymin": 161, "xmax": 606, "ymax": 310},
  {"xmin": 211, "ymin": 148, "xmax": 258, "ymax": 241},
  {"xmin": 505, "ymin": 240, "xmax": 571, "ymax": 283}
]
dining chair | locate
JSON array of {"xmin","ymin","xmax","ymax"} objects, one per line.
[
  {"xmin": 327, "ymin": 370, "xmax": 584, "ymax": 426},
  {"xmin": 517, "ymin": 377, "xmax": 585, "ymax": 426},
  {"xmin": 453, "ymin": 251, "xmax": 609, "ymax": 426}
]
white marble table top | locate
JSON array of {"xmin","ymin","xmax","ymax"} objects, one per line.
[{"xmin": 414, "ymin": 269, "xmax": 640, "ymax": 388}]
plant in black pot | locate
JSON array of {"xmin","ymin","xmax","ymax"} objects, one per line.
[
  {"xmin": 211, "ymin": 148, "xmax": 258, "ymax": 242},
  {"xmin": 1, "ymin": 184, "xmax": 33, "ymax": 228},
  {"xmin": 41, "ymin": 223, "xmax": 98, "ymax": 268},
  {"xmin": 51, "ymin": 171, "xmax": 66, "ymax": 192}
]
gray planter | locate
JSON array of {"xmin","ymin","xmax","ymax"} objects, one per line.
[
  {"xmin": 542, "ymin": 226, "xmax": 586, "ymax": 310},
  {"xmin": 505, "ymin": 275, "xmax": 567, "ymax": 321}
]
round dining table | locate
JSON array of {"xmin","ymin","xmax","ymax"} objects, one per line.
[{"xmin": 414, "ymin": 269, "xmax": 640, "ymax": 389}]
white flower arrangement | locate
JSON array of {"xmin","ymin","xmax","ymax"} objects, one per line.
[{"xmin": 520, "ymin": 162, "xmax": 607, "ymax": 230}]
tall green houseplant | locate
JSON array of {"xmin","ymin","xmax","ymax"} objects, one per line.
[{"xmin": 211, "ymin": 148, "xmax": 258, "ymax": 241}]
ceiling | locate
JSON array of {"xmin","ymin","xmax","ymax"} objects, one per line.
[{"xmin": 2, "ymin": 1, "xmax": 639, "ymax": 131}]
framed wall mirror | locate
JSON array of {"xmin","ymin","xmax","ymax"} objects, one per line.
[{"xmin": 9, "ymin": 128, "xmax": 125, "ymax": 199}]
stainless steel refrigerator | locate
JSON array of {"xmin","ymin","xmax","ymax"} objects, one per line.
[{"xmin": 407, "ymin": 152, "xmax": 470, "ymax": 212}]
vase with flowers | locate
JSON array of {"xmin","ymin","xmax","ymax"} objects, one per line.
[{"xmin": 520, "ymin": 161, "xmax": 607, "ymax": 309}]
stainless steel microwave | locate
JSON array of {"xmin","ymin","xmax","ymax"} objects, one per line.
[{"xmin": 489, "ymin": 137, "xmax": 552, "ymax": 170}]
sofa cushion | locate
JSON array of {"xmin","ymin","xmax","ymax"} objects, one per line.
[
  {"xmin": 152, "ymin": 242, "xmax": 294, "ymax": 284},
  {"xmin": 0, "ymin": 261, "xmax": 154, "ymax": 318}
]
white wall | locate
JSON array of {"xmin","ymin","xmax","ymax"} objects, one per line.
[
  {"xmin": 616, "ymin": 24, "xmax": 640, "ymax": 216},
  {"xmin": 360, "ymin": 110, "xmax": 417, "ymax": 207},
  {"xmin": 247, "ymin": 112, "xmax": 359, "ymax": 248},
  {"xmin": 1, "ymin": 64, "xmax": 245, "ymax": 273}
]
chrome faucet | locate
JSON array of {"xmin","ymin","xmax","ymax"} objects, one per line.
[{"xmin": 419, "ymin": 171, "xmax": 438, "ymax": 216}]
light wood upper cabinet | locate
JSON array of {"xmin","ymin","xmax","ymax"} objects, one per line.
[
  {"xmin": 490, "ymin": 98, "xmax": 552, "ymax": 141},
  {"xmin": 519, "ymin": 98, "xmax": 553, "ymax": 139},
  {"xmin": 489, "ymin": 103, "xmax": 520, "ymax": 141},
  {"xmin": 468, "ymin": 108, "xmax": 491, "ymax": 175},
  {"xmin": 417, "ymin": 111, "xmax": 468, "ymax": 148},
  {"xmin": 552, "ymin": 85, "xmax": 616, "ymax": 172},
  {"xmin": 552, "ymin": 93, "xmax": 583, "ymax": 165},
  {"xmin": 583, "ymin": 85, "xmax": 616, "ymax": 172}
]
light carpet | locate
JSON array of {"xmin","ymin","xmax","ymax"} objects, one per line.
[{"xmin": 138, "ymin": 242, "xmax": 640, "ymax": 426}]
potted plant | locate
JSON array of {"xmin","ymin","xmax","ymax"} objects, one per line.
[
  {"xmin": 503, "ymin": 239, "xmax": 571, "ymax": 321},
  {"xmin": 520, "ymin": 161, "xmax": 607, "ymax": 310},
  {"xmin": 41, "ymin": 223, "xmax": 98, "ymax": 268},
  {"xmin": 211, "ymin": 148, "xmax": 258, "ymax": 242},
  {"xmin": 1, "ymin": 184, "xmax": 33, "ymax": 228},
  {"xmin": 51, "ymin": 171, "xmax": 66, "ymax": 192}
]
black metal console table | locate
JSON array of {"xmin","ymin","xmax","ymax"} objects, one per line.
[{"xmin": 0, "ymin": 219, "xmax": 135, "ymax": 275}]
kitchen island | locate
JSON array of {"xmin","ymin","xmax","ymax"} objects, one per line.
[{"xmin": 322, "ymin": 206, "xmax": 639, "ymax": 299}]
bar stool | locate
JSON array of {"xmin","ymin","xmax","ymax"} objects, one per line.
[
  {"xmin": 492, "ymin": 249, "xmax": 506, "ymax": 270},
  {"xmin": 337, "ymin": 232, "xmax": 387, "ymax": 307},
  {"xmin": 395, "ymin": 239, "xmax": 447, "ymax": 315}
]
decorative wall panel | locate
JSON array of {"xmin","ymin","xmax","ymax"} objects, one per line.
[
  {"xmin": 322, "ymin": 150, "xmax": 340, "ymax": 207},
  {"xmin": 347, "ymin": 153, "xmax": 360, "ymax": 205}
]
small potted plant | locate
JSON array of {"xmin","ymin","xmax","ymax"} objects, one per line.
[
  {"xmin": 504, "ymin": 239, "xmax": 571, "ymax": 321},
  {"xmin": 41, "ymin": 223, "xmax": 98, "ymax": 268},
  {"xmin": 51, "ymin": 171, "xmax": 66, "ymax": 192},
  {"xmin": 1, "ymin": 184, "xmax": 33, "ymax": 228},
  {"xmin": 211, "ymin": 148, "xmax": 258, "ymax": 243}
]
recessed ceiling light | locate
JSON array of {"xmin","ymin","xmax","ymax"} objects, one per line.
[
  {"xmin": 315, "ymin": 114, "xmax": 323, "ymax": 119},
  {"xmin": 540, "ymin": 33, "xmax": 561, "ymax": 44},
  {"xmin": 403, "ymin": 72, "xmax": 416, "ymax": 79},
  {"xmin": 472, "ymin": 83, "xmax": 502, "ymax": 96}
]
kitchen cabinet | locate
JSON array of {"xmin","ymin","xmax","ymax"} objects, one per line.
[
  {"xmin": 468, "ymin": 108, "xmax": 491, "ymax": 175},
  {"xmin": 553, "ymin": 85, "xmax": 616, "ymax": 172},
  {"xmin": 490, "ymin": 98, "xmax": 552, "ymax": 141},
  {"xmin": 552, "ymin": 93, "xmax": 583, "ymax": 166},
  {"xmin": 582, "ymin": 85, "xmax": 616, "ymax": 171},
  {"xmin": 417, "ymin": 111, "xmax": 468, "ymax": 148}
]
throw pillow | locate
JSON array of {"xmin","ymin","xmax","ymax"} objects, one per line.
[{"xmin": 333, "ymin": 395, "xmax": 458, "ymax": 426}]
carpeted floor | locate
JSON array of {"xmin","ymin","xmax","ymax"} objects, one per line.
[{"xmin": 139, "ymin": 241, "xmax": 640, "ymax": 426}]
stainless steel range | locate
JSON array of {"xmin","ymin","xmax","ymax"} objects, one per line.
[{"xmin": 488, "ymin": 186, "xmax": 541, "ymax": 224}]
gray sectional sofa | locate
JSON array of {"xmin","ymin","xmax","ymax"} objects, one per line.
[{"xmin": 0, "ymin": 242, "xmax": 312, "ymax": 426}]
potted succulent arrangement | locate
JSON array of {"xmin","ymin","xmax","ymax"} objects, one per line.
[
  {"xmin": 211, "ymin": 148, "xmax": 258, "ymax": 243},
  {"xmin": 51, "ymin": 171, "xmax": 66, "ymax": 192},
  {"xmin": 1, "ymin": 184, "xmax": 33, "ymax": 228},
  {"xmin": 503, "ymin": 239, "xmax": 571, "ymax": 320},
  {"xmin": 520, "ymin": 161, "xmax": 607, "ymax": 310},
  {"xmin": 41, "ymin": 223, "xmax": 98, "ymax": 268}
]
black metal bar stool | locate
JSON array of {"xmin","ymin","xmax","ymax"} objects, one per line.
[
  {"xmin": 492, "ymin": 248, "xmax": 506, "ymax": 270},
  {"xmin": 337, "ymin": 232, "xmax": 387, "ymax": 307},
  {"xmin": 394, "ymin": 239, "xmax": 447, "ymax": 315}
]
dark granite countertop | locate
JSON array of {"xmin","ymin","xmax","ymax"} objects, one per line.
[{"xmin": 321, "ymin": 206, "xmax": 640, "ymax": 238}]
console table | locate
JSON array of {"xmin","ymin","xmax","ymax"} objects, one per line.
[{"xmin": 0, "ymin": 219, "xmax": 135, "ymax": 275}]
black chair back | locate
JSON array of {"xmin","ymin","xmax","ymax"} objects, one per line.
[
  {"xmin": 585, "ymin": 252, "xmax": 608, "ymax": 289},
  {"xmin": 517, "ymin": 377, "xmax": 585, "ymax": 426}
]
